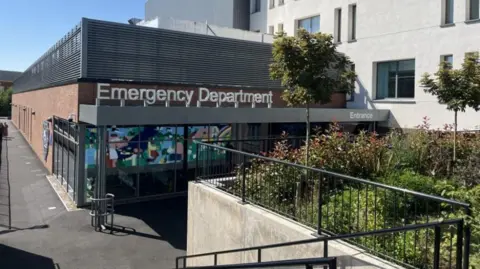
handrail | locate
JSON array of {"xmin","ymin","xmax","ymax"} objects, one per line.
[
  {"xmin": 194, "ymin": 141, "xmax": 470, "ymax": 208},
  {"xmin": 177, "ymin": 219, "xmax": 462, "ymax": 263},
  {"xmin": 178, "ymin": 257, "xmax": 337, "ymax": 269}
]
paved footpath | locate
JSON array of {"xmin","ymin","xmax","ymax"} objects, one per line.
[{"xmin": 0, "ymin": 121, "xmax": 187, "ymax": 269}]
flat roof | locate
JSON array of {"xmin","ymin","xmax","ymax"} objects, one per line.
[{"xmin": 79, "ymin": 105, "xmax": 390, "ymax": 126}]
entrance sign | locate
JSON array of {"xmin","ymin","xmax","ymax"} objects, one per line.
[
  {"xmin": 350, "ymin": 112, "xmax": 374, "ymax": 120},
  {"xmin": 97, "ymin": 83, "xmax": 274, "ymax": 107}
]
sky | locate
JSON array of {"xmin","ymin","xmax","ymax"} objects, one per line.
[{"xmin": 0, "ymin": 0, "xmax": 144, "ymax": 72}]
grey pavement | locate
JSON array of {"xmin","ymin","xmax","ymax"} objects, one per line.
[{"xmin": 0, "ymin": 121, "xmax": 187, "ymax": 269}]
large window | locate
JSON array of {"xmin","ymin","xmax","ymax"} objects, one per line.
[
  {"xmin": 376, "ymin": 59, "xmax": 415, "ymax": 99},
  {"xmin": 334, "ymin": 8, "xmax": 342, "ymax": 43},
  {"xmin": 469, "ymin": 0, "xmax": 480, "ymax": 20},
  {"xmin": 348, "ymin": 4, "xmax": 357, "ymax": 41},
  {"xmin": 252, "ymin": 0, "xmax": 261, "ymax": 13},
  {"xmin": 442, "ymin": 0, "xmax": 454, "ymax": 25},
  {"xmin": 297, "ymin": 16, "xmax": 320, "ymax": 33}
]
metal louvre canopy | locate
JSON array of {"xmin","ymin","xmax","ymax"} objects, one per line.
[{"xmin": 79, "ymin": 105, "xmax": 390, "ymax": 126}]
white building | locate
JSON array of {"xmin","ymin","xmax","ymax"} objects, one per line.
[
  {"xmin": 144, "ymin": 0, "xmax": 250, "ymax": 30},
  {"xmin": 250, "ymin": 0, "xmax": 480, "ymax": 130}
]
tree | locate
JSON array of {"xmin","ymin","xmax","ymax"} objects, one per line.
[
  {"xmin": 270, "ymin": 29, "xmax": 356, "ymax": 166},
  {"xmin": 0, "ymin": 87, "xmax": 12, "ymax": 117},
  {"xmin": 420, "ymin": 53, "xmax": 480, "ymax": 162}
]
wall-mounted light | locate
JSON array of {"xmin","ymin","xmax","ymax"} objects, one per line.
[{"xmin": 67, "ymin": 113, "xmax": 77, "ymax": 122}]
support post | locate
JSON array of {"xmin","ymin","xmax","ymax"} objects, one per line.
[
  {"xmin": 95, "ymin": 126, "xmax": 107, "ymax": 229},
  {"xmin": 76, "ymin": 124, "xmax": 86, "ymax": 206},
  {"xmin": 456, "ymin": 219, "xmax": 464, "ymax": 269},
  {"xmin": 241, "ymin": 154, "xmax": 247, "ymax": 204},
  {"xmin": 317, "ymin": 174, "xmax": 323, "ymax": 235},
  {"xmin": 433, "ymin": 225, "xmax": 441, "ymax": 269},
  {"xmin": 464, "ymin": 208, "xmax": 472, "ymax": 269}
]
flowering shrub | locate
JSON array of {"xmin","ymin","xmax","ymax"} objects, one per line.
[{"xmin": 228, "ymin": 118, "xmax": 480, "ymax": 268}]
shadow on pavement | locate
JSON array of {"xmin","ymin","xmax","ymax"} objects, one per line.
[
  {"xmin": 0, "ymin": 224, "xmax": 49, "ymax": 235},
  {"xmin": 0, "ymin": 244, "xmax": 59, "ymax": 269},
  {"xmin": 113, "ymin": 197, "xmax": 188, "ymax": 250}
]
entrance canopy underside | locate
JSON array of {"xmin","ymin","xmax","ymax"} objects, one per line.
[{"xmin": 79, "ymin": 105, "xmax": 390, "ymax": 126}]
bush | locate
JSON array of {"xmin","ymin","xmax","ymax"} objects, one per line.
[{"xmin": 228, "ymin": 118, "xmax": 480, "ymax": 268}]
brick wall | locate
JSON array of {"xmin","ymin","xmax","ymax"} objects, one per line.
[{"xmin": 11, "ymin": 84, "xmax": 80, "ymax": 172}]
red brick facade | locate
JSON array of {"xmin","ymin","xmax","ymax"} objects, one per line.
[{"xmin": 11, "ymin": 84, "xmax": 80, "ymax": 172}]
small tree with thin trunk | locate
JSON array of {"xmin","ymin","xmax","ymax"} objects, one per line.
[
  {"xmin": 270, "ymin": 29, "xmax": 356, "ymax": 166},
  {"xmin": 420, "ymin": 53, "xmax": 480, "ymax": 162}
]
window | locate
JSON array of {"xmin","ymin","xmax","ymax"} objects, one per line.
[
  {"xmin": 442, "ymin": 0, "xmax": 454, "ymax": 25},
  {"xmin": 468, "ymin": 0, "xmax": 480, "ymax": 20},
  {"xmin": 348, "ymin": 4, "xmax": 357, "ymax": 41},
  {"xmin": 278, "ymin": 0, "xmax": 284, "ymax": 6},
  {"xmin": 376, "ymin": 59, "xmax": 416, "ymax": 99},
  {"xmin": 441, "ymin": 54, "xmax": 453, "ymax": 68},
  {"xmin": 346, "ymin": 64, "xmax": 355, "ymax": 102},
  {"xmin": 334, "ymin": 8, "xmax": 342, "ymax": 43},
  {"xmin": 278, "ymin": 23, "xmax": 284, "ymax": 33},
  {"xmin": 252, "ymin": 0, "xmax": 261, "ymax": 13},
  {"xmin": 269, "ymin": 0, "xmax": 275, "ymax": 9},
  {"xmin": 297, "ymin": 16, "xmax": 320, "ymax": 33},
  {"xmin": 248, "ymin": 124, "xmax": 261, "ymax": 138},
  {"xmin": 268, "ymin": 25, "xmax": 274, "ymax": 34},
  {"xmin": 465, "ymin": 52, "xmax": 479, "ymax": 62}
]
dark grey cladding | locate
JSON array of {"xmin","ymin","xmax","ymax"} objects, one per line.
[
  {"xmin": 84, "ymin": 19, "xmax": 281, "ymax": 90},
  {"xmin": 13, "ymin": 18, "xmax": 281, "ymax": 93},
  {"xmin": 13, "ymin": 22, "xmax": 83, "ymax": 93}
]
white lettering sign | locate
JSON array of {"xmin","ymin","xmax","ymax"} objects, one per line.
[
  {"xmin": 350, "ymin": 112, "xmax": 374, "ymax": 120},
  {"xmin": 96, "ymin": 84, "xmax": 274, "ymax": 107}
]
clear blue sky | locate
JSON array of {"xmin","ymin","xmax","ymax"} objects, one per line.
[{"xmin": 0, "ymin": 0, "xmax": 144, "ymax": 72}]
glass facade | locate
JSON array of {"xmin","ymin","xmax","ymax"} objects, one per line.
[
  {"xmin": 53, "ymin": 117, "xmax": 79, "ymax": 202},
  {"xmin": 82, "ymin": 124, "xmax": 232, "ymax": 204}
]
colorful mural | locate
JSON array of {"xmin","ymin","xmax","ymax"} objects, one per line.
[
  {"xmin": 84, "ymin": 124, "xmax": 232, "ymax": 168},
  {"xmin": 138, "ymin": 126, "xmax": 184, "ymax": 165},
  {"xmin": 187, "ymin": 125, "xmax": 232, "ymax": 162}
]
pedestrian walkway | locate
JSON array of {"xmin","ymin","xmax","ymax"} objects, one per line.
[{"xmin": 0, "ymin": 121, "xmax": 187, "ymax": 269}]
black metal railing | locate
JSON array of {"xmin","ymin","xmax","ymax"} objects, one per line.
[
  {"xmin": 192, "ymin": 141, "xmax": 472, "ymax": 269},
  {"xmin": 177, "ymin": 257, "xmax": 337, "ymax": 269},
  {"xmin": 177, "ymin": 219, "xmax": 463, "ymax": 269}
]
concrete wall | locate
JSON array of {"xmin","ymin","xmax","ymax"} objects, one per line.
[
  {"xmin": 252, "ymin": 0, "xmax": 480, "ymax": 130},
  {"xmin": 11, "ymin": 84, "xmax": 80, "ymax": 172},
  {"xmin": 187, "ymin": 182, "xmax": 401, "ymax": 268},
  {"xmin": 145, "ymin": 0, "xmax": 236, "ymax": 28}
]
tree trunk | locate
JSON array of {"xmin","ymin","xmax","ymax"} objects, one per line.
[
  {"xmin": 305, "ymin": 103, "xmax": 311, "ymax": 167},
  {"xmin": 453, "ymin": 110, "xmax": 457, "ymax": 162}
]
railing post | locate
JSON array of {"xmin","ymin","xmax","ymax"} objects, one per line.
[
  {"xmin": 175, "ymin": 258, "xmax": 179, "ymax": 269},
  {"xmin": 323, "ymin": 240, "xmax": 328, "ymax": 269},
  {"xmin": 257, "ymin": 249, "xmax": 262, "ymax": 263},
  {"xmin": 241, "ymin": 154, "xmax": 247, "ymax": 204},
  {"xmin": 317, "ymin": 173, "xmax": 323, "ymax": 235},
  {"xmin": 456, "ymin": 219, "xmax": 464, "ymax": 269},
  {"xmin": 464, "ymin": 207, "xmax": 472, "ymax": 269},
  {"xmin": 195, "ymin": 142, "xmax": 200, "ymax": 182},
  {"xmin": 433, "ymin": 225, "xmax": 441, "ymax": 269},
  {"xmin": 214, "ymin": 254, "xmax": 217, "ymax": 265},
  {"xmin": 329, "ymin": 258, "xmax": 337, "ymax": 269}
]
